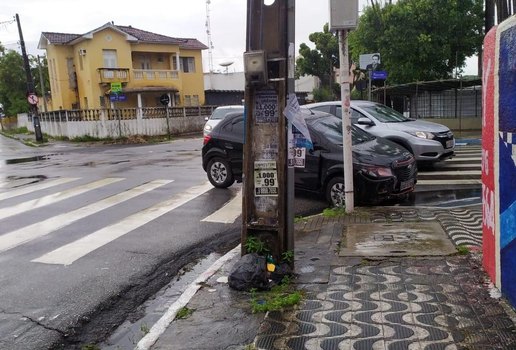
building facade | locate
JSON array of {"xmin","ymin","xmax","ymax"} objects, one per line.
[{"xmin": 38, "ymin": 22, "xmax": 207, "ymax": 111}]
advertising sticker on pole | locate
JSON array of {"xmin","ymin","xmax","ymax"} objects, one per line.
[
  {"xmin": 255, "ymin": 90, "xmax": 278, "ymax": 124},
  {"xmin": 284, "ymin": 93, "xmax": 312, "ymax": 168},
  {"xmin": 254, "ymin": 160, "xmax": 278, "ymax": 196}
]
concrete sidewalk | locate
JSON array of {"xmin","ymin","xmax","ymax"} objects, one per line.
[{"xmin": 133, "ymin": 204, "xmax": 516, "ymax": 350}]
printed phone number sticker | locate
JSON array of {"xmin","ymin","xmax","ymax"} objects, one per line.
[
  {"xmin": 254, "ymin": 90, "xmax": 278, "ymax": 124},
  {"xmin": 254, "ymin": 161, "xmax": 278, "ymax": 197}
]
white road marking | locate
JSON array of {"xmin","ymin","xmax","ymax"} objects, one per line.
[
  {"xmin": 32, "ymin": 182, "xmax": 213, "ymax": 265},
  {"xmin": 0, "ymin": 178, "xmax": 79, "ymax": 201},
  {"xmin": 201, "ymin": 190, "xmax": 242, "ymax": 223},
  {"xmin": 446, "ymin": 157, "xmax": 481, "ymax": 162},
  {"xmin": 0, "ymin": 178, "xmax": 123, "ymax": 221},
  {"xmin": 0, "ymin": 180, "xmax": 172, "ymax": 253},
  {"xmin": 434, "ymin": 164, "xmax": 481, "ymax": 169},
  {"xmin": 418, "ymin": 170, "xmax": 481, "ymax": 176},
  {"xmin": 135, "ymin": 244, "xmax": 241, "ymax": 350},
  {"xmin": 417, "ymin": 179, "xmax": 482, "ymax": 185}
]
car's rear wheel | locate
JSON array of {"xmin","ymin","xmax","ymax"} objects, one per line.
[
  {"xmin": 326, "ymin": 176, "xmax": 345, "ymax": 207},
  {"xmin": 207, "ymin": 157, "xmax": 235, "ymax": 188}
]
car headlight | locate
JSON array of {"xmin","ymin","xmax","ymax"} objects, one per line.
[
  {"xmin": 204, "ymin": 125, "xmax": 213, "ymax": 133},
  {"xmin": 410, "ymin": 131, "xmax": 435, "ymax": 139},
  {"xmin": 358, "ymin": 164, "xmax": 393, "ymax": 179}
]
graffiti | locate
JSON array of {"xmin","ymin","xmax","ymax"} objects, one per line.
[
  {"xmin": 482, "ymin": 184, "xmax": 495, "ymax": 232},
  {"xmin": 482, "ymin": 149, "xmax": 490, "ymax": 175},
  {"xmin": 482, "ymin": 58, "xmax": 492, "ymax": 128}
]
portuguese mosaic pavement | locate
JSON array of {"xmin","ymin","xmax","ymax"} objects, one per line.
[{"xmin": 254, "ymin": 206, "xmax": 516, "ymax": 350}]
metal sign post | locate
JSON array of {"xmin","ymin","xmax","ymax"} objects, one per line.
[
  {"xmin": 338, "ymin": 30, "xmax": 354, "ymax": 213},
  {"xmin": 330, "ymin": 0, "xmax": 358, "ymax": 212}
]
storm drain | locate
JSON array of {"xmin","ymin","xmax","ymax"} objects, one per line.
[{"xmin": 339, "ymin": 221, "xmax": 457, "ymax": 257}]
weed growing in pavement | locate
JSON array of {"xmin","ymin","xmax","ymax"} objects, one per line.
[
  {"xmin": 250, "ymin": 276, "xmax": 302, "ymax": 313},
  {"xmin": 294, "ymin": 215, "xmax": 308, "ymax": 224},
  {"xmin": 2, "ymin": 126, "xmax": 29, "ymax": 135},
  {"xmin": 244, "ymin": 344, "xmax": 258, "ymax": 350},
  {"xmin": 322, "ymin": 207, "xmax": 346, "ymax": 217},
  {"xmin": 281, "ymin": 250, "xmax": 294, "ymax": 264},
  {"xmin": 244, "ymin": 236, "xmax": 269, "ymax": 255},
  {"xmin": 175, "ymin": 306, "xmax": 195, "ymax": 320},
  {"xmin": 81, "ymin": 345, "xmax": 100, "ymax": 350},
  {"xmin": 456, "ymin": 245, "xmax": 470, "ymax": 255},
  {"xmin": 140, "ymin": 322, "xmax": 150, "ymax": 335}
]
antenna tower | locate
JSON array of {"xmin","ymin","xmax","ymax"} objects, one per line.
[{"xmin": 205, "ymin": 0, "xmax": 214, "ymax": 73}]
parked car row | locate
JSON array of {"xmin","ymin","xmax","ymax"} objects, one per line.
[
  {"xmin": 201, "ymin": 109, "xmax": 418, "ymax": 206},
  {"xmin": 302, "ymin": 100, "xmax": 455, "ymax": 165}
]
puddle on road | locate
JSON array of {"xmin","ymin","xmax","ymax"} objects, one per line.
[
  {"xmin": 4, "ymin": 155, "xmax": 50, "ymax": 164},
  {"xmin": 3, "ymin": 153, "xmax": 62, "ymax": 165},
  {"xmin": 0, "ymin": 175, "xmax": 47, "ymax": 189}
]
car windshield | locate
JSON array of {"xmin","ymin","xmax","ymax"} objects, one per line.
[
  {"xmin": 310, "ymin": 117, "xmax": 375, "ymax": 145},
  {"xmin": 361, "ymin": 104, "xmax": 409, "ymax": 123},
  {"xmin": 210, "ymin": 107, "xmax": 242, "ymax": 120}
]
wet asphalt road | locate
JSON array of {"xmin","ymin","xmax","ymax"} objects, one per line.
[{"xmin": 0, "ymin": 134, "xmax": 480, "ymax": 348}]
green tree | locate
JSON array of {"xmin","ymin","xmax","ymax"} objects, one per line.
[
  {"xmin": 0, "ymin": 47, "xmax": 28, "ymax": 116},
  {"xmin": 348, "ymin": 0, "xmax": 484, "ymax": 84},
  {"xmin": 297, "ymin": 0, "xmax": 484, "ymax": 89},
  {"xmin": 296, "ymin": 23, "xmax": 339, "ymax": 97}
]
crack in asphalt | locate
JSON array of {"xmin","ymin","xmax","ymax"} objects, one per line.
[{"xmin": 21, "ymin": 315, "xmax": 65, "ymax": 336}]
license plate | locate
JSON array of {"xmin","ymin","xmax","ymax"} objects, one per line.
[
  {"xmin": 400, "ymin": 179, "xmax": 414, "ymax": 191},
  {"xmin": 446, "ymin": 139, "xmax": 454, "ymax": 148}
]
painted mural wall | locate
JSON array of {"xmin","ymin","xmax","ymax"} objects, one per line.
[{"xmin": 483, "ymin": 15, "xmax": 516, "ymax": 307}]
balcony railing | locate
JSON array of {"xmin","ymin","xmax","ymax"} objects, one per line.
[
  {"xmin": 133, "ymin": 69, "xmax": 179, "ymax": 81},
  {"xmin": 98, "ymin": 68, "xmax": 130, "ymax": 83}
]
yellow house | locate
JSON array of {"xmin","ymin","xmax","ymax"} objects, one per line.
[{"xmin": 38, "ymin": 22, "xmax": 207, "ymax": 111}]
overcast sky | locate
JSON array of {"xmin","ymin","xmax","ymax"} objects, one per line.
[{"xmin": 0, "ymin": 0, "xmax": 476, "ymax": 75}]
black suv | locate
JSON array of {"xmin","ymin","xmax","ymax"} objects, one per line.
[{"xmin": 202, "ymin": 111, "xmax": 417, "ymax": 206}]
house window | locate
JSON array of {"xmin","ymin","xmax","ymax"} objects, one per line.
[
  {"xmin": 191, "ymin": 95, "xmax": 199, "ymax": 106},
  {"xmin": 103, "ymin": 49, "xmax": 118, "ymax": 68},
  {"xmin": 140, "ymin": 55, "xmax": 151, "ymax": 70},
  {"xmin": 180, "ymin": 57, "xmax": 195, "ymax": 73},
  {"xmin": 184, "ymin": 95, "xmax": 192, "ymax": 106}
]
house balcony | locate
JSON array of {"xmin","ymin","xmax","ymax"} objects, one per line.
[
  {"xmin": 133, "ymin": 69, "xmax": 179, "ymax": 81},
  {"xmin": 98, "ymin": 68, "xmax": 130, "ymax": 83}
]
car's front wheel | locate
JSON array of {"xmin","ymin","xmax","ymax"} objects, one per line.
[
  {"xmin": 207, "ymin": 157, "xmax": 235, "ymax": 188},
  {"xmin": 326, "ymin": 176, "xmax": 345, "ymax": 207}
]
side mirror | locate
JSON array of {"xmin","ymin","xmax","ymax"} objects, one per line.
[{"xmin": 357, "ymin": 117, "xmax": 374, "ymax": 126}]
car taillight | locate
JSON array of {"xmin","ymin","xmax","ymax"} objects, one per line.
[{"xmin": 203, "ymin": 134, "xmax": 212, "ymax": 145}]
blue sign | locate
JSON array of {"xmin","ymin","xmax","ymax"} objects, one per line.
[
  {"xmin": 372, "ymin": 70, "xmax": 388, "ymax": 80},
  {"xmin": 110, "ymin": 93, "xmax": 127, "ymax": 102}
]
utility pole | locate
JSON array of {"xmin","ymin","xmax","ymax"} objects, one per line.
[
  {"xmin": 330, "ymin": 0, "xmax": 358, "ymax": 212},
  {"xmin": 242, "ymin": 0, "xmax": 294, "ymax": 263},
  {"xmin": 15, "ymin": 13, "xmax": 43, "ymax": 141},
  {"xmin": 37, "ymin": 55, "xmax": 48, "ymax": 113}
]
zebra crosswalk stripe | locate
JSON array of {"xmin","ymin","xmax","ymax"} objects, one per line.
[
  {"xmin": 32, "ymin": 181, "xmax": 213, "ymax": 265},
  {"xmin": 201, "ymin": 190, "xmax": 242, "ymax": 224},
  {"xmin": 0, "ymin": 178, "xmax": 80, "ymax": 201},
  {"xmin": 0, "ymin": 180, "xmax": 173, "ymax": 253},
  {"xmin": 0, "ymin": 178, "xmax": 124, "ymax": 221}
]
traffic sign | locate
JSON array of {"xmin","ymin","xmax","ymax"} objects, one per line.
[
  {"xmin": 110, "ymin": 82, "xmax": 122, "ymax": 93},
  {"xmin": 159, "ymin": 94, "xmax": 170, "ymax": 106},
  {"xmin": 27, "ymin": 94, "xmax": 39, "ymax": 105},
  {"xmin": 372, "ymin": 70, "xmax": 388, "ymax": 80},
  {"xmin": 110, "ymin": 93, "xmax": 127, "ymax": 102}
]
